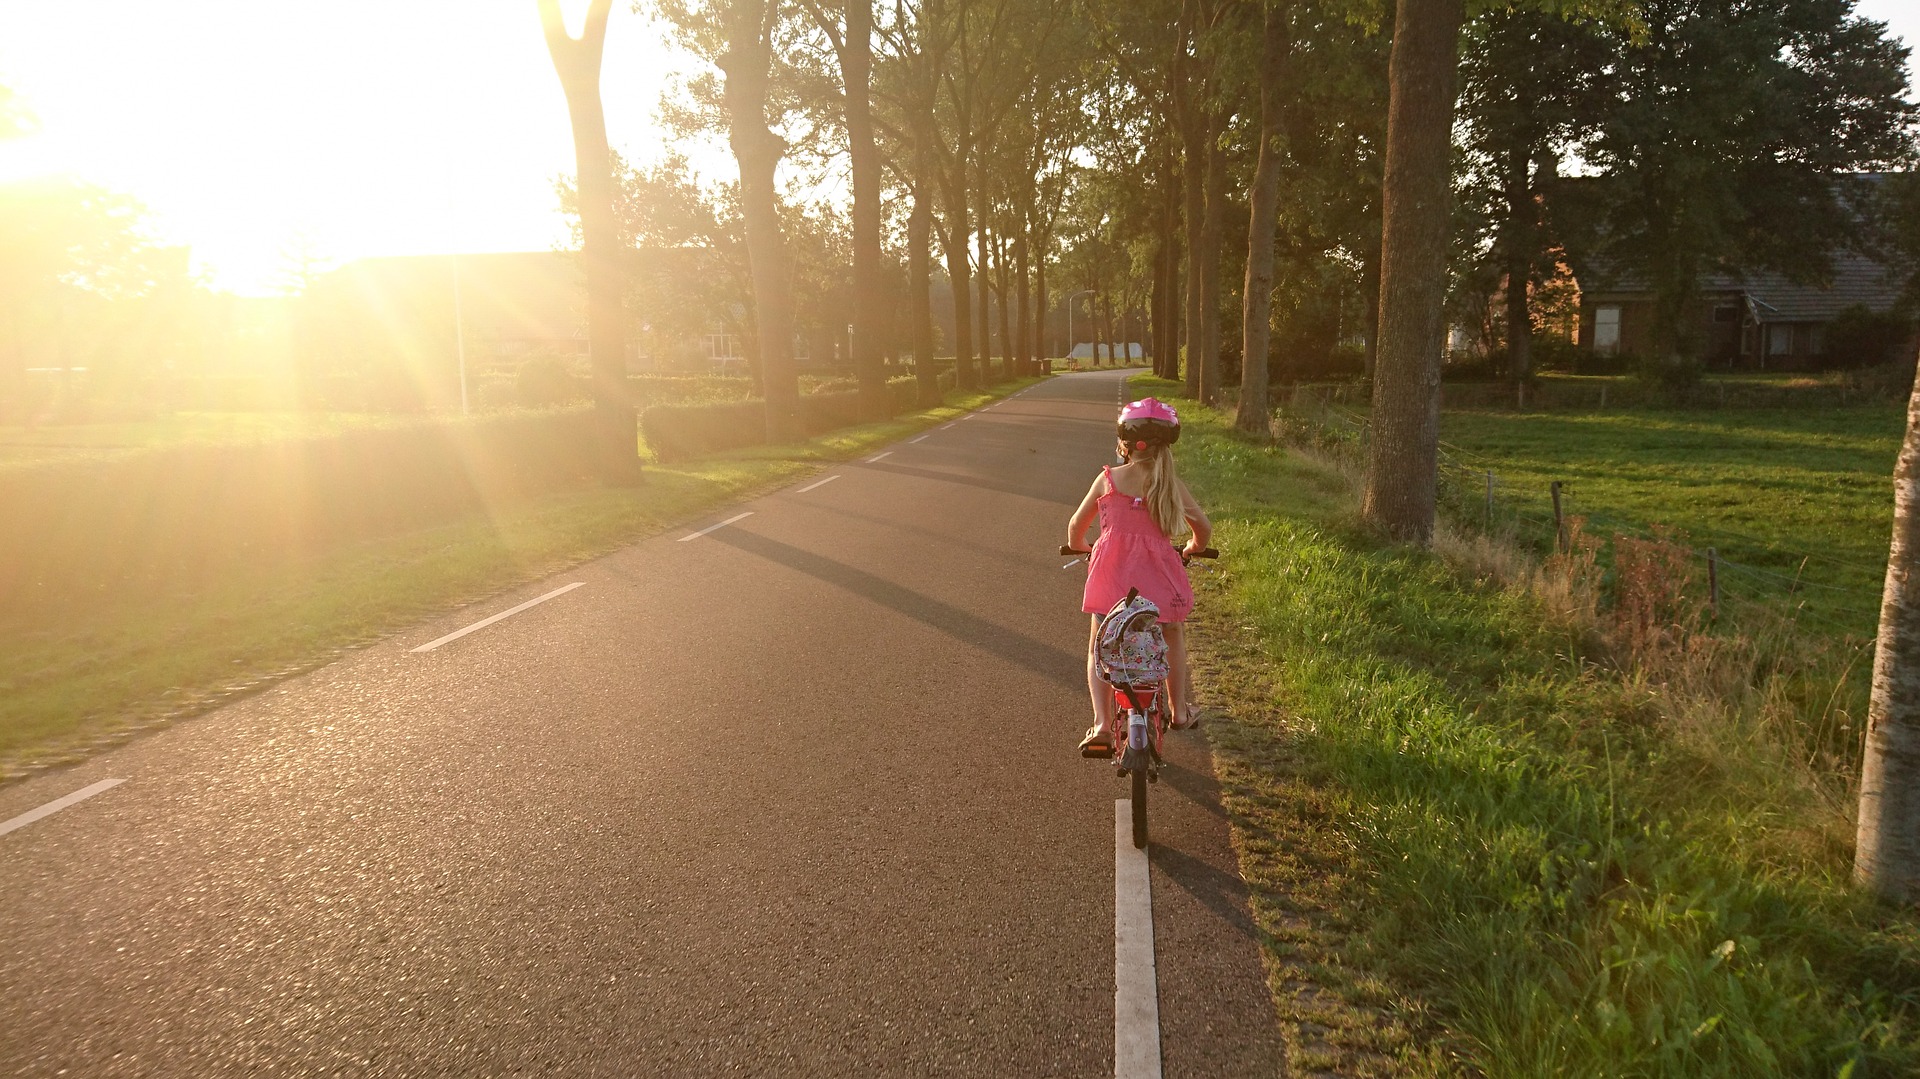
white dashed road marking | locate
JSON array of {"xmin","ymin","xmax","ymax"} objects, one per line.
[
  {"xmin": 1114, "ymin": 800, "xmax": 1163, "ymax": 1079},
  {"xmin": 1, "ymin": 778, "xmax": 126, "ymax": 838},
  {"xmin": 678, "ymin": 511, "xmax": 755, "ymax": 543},
  {"xmin": 867, "ymin": 451, "xmax": 893, "ymax": 463},
  {"xmin": 798, "ymin": 475, "xmax": 840, "ymax": 493},
  {"xmin": 412, "ymin": 582, "xmax": 587, "ymax": 652}
]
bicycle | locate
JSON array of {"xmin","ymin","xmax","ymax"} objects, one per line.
[{"xmin": 1060, "ymin": 543, "xmax": 1218, "ymax": 848}]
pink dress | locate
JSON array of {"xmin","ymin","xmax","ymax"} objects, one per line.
[{"xmin": 1082, "ymin": 466, "xmax": 1193, "ymax": 623}]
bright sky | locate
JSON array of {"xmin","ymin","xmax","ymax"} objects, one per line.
[
  {"xmin": 0, "ymin": 1, "xmax": 724, "ymax": 294},
  {"xmin": 0, "ymin": 1, "xmax": 1912, "ymax": 296}
]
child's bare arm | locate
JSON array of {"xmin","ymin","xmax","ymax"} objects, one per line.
[
  {"xmin": 1177, "ymin": 478, "xmax": 1212, "ymax": 551},
  {"xmin": 1067, "ymin": 476, "xmax": 1104, "ymax": 548}
]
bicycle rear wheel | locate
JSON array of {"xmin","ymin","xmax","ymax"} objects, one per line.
[{"xmin": 1131, "ymin": 767, "xmax": 1148, "ymax": 848}]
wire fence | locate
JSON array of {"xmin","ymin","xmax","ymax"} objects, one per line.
[{"xmin": 1279, "ymin": 392, "xmax": 1885, "ymax": 642}]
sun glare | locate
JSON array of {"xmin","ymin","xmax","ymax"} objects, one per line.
[{"xmin": 0, "ymin": 0, "xmax": 685, "ymax": 294}]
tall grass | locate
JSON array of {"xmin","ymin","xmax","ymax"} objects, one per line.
[{"xmin": 1136, "ymin": 376, "xmax": 1920, "ymax": 1077}]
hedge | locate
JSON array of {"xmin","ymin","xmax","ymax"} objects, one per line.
[
  {"xmin": 639, "ymin": 398, "xmax": 768, "ymax": 462},
  {"xmin": 0, "ymin": 407, "xmax": 602, "ymax": 613},
  {"xmin": 639, "ymin": 374, "xmax": 959, "ymax": 462}
]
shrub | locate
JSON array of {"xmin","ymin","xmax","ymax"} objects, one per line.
[
  {"xmin": 627, "ymin": 374, "xmax": 756, "ymax": 408},
  {"xmin": 1632, "ymin": 350, "xmax": 1702, "ymax": 392},
  {"xmin": 888, "ymin": 375, "xmax": 921, "ymax": 412},
  {"xmin": 515, "ymin": 357, "xmax": 588, "ymax": 407},
  {"xmin": 798, "ymin": 390, "xmax": 862, "ymax": 434},
  {"xmin": 1823, "ymin": 305, "xmax": 1912, "ymax": 369},
  {"xmin": 639, "ymin": 399, "xmax": 767, "ymax": 462}
]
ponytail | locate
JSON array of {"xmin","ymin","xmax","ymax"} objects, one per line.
[{"xmin": 1141, "ymin": 444, "xmax": 1185, "ymax": 539}]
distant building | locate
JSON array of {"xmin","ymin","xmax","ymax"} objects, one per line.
[{"xmin": 1574, "ymin": 252, "xmax": 1915, "ymax": 366}]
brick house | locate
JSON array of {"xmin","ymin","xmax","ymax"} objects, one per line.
[{"xmin": 1573, "ymin": 251, "xmax": 1914, "ymax": 367}]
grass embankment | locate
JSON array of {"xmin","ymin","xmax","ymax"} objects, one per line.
[
  {"xmin": 0, "ymin": 380, "xmax": 1041, "ymax": 778},
  {"xmin": 1135, "ymin": 375, "xmax": 1920, "ymax": 1076}
]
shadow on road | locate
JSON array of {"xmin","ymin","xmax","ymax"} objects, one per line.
[
  {"xmin": 710, "ymin": 528, "xmax": 1084, "ymax": 689},
  {"xmin": 1150, "ymin": 844, "xmax": 1260, "ymax": 942}
]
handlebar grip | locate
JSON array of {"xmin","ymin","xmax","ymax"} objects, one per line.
[
  {"xmin": 1188, "ymin": 547, "xmax": 1219, "ymax": 559},
  {"xmin": 1060, "ymin": 545, "xmax": 1090, "ymax": 556}
]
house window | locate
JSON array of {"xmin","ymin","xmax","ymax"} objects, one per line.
[
  {"xmin": 1767, "ymin": 323, "xmax": 1793, "ymax": 356},
  {"xmin": 1593, "ymin": 306, "xmax": 1621, "ymax": 354}
]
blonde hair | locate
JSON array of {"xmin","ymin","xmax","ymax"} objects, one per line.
[{"xmin": 1132, "ymin": 442, "xmax": 1185, "ymax": 539}]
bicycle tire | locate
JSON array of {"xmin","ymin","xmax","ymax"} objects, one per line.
[{"xmin": 1131, "ymin": 766, "xmax": 1148, "ymax": 848}]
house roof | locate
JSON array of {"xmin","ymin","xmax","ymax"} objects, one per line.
[
  {"xmin": 1568, "ymin": 172, "xmax": 1915, "ymax": 322},
  {"xmin": 1582, "ymin": 252, "xmax": 1908, "ymax": 321}
]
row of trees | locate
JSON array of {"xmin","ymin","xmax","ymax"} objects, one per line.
[{"xmin": 542, "ymin": 1, "xmax": 1920, "ymax": 901}]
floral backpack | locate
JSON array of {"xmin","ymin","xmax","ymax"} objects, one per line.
[{"xmin": 1095, "ymin": 588, "xmax": 1170, "ymax": 688}]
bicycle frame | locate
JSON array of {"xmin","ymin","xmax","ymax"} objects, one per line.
[{"xmin": 1108, "ymin": 681, "xmax": 1165, "ymax": 774}]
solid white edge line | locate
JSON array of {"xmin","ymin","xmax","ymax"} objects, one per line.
[
  {"xmin": 798, "ymin": 475, "xmax": 841, "ymax": 493},
  {"xmin": 411, "ymin": 581, "xmax": 587, "ymax": 653},
  {"xmin": 868, "ymin": 451, "xmax": 893, "ymax": 463},
  {"xmin": 0, "ymin": 778, "xmax": 126, "ymax": 838},
  {"xmin": 1115, "ymin": 800, "xmax": 1163, "ymax": 1079},
  {"xmin": 677, "ymin": 511, "xmax": 755, "ymax": 543}
]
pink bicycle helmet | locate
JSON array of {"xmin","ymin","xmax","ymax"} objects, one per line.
[{"xmin": 1117, "ymin": 397, "xmax": 1180, "ymax": 450}]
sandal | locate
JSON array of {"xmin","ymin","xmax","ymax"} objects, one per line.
[
  {"xmin": 1171, "ymin": 705, "xmax": 1203, "ymax": 731},
  {"xmin": 1079, "ymin": 723, "xmax": 1114, "ymax": 757}
]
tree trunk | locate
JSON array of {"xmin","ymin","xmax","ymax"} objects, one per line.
[
  {"xmin": 1503, "ymin": 152, "xmax": 1533, "ymax": 392},
  {"xmin": 996, "ymin": 232, "xmax": 1016, "ymax": 381},
  {"xmin": 539, "ymin": 0, "xmax": 638, "ymax": 482},
  {"xmin": 1361, "ymin": 0, "xmax": 1465, "ymax": 543},
  {"xmin": 719, "ymin": 1, "xmax": 802, "ymax": 442},
  {"xmin": 1858, "ymin": 345, "xmax": 1920, "ymax": 903},
  {"xmin": 1034, "ymin": 252, "xmax": 1049, "ymax": 361},
  {"xmin": 1014, "ymin": 229, "xmax": 1032, "ymax": 377},
  {"xmin": 975, "ymin": 216, "xmax": 995, "ymax": 382},
  {"xmin": 1199, "ymin": 120, "xmax": 1227, "ymax": 405},
  {"xmin": 941, "ymin": 176, "xmax": 976, "ymax": 390},
  {"xmin": 1180, "ymin": 113, "xmax": 1205, "ymax": 396},
  {"xmin": 1156, "ymin": 153, "xmax": 1182, "ymax": 380},
  {"xmin": 1237, "ymin": 2, "xmax": 1289, "ymax": 436},
  {"xmin": 909, "ymin": 179, "xmax": 940, "ymax": 406},
  {"xmin": 1362, "ymin": 252, "xmax": 1380, "ymax": 379},
  {"xmin": 843, "ymin": 0, "xmax": 887, "ymax": 420}
]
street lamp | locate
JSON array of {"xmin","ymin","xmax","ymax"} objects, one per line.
[{"xmin": 1064, "ymin": 289, "xmax": 1094, "ymax": 363}]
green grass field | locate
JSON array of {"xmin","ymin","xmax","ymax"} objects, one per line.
[
  {"xmin": 0, "ymin": 380, "xmax": 1042, "ymax": 776},
  {"xmin": 1137, "ymin": 375, "xmax": 1920, "ymax": 1077},
  {"xmin": 0, "ymin": 410, "xmax": 435, "ymax": 466},
  {"xmin": 1435, "ymin": 408, "xmax": 1901, "ymax": 636}
]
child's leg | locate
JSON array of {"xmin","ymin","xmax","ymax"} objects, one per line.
[
  {"xmin": 1087, "ymin": 615, "xmax": 1116, "ymax": 730},
  {"xmin": 1162, "ymin": 621, "xmax": 1191, "ymax": 724}
]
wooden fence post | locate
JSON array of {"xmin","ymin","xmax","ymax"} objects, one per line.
[
  {"xmin": 1707, "ymin": 547, "xmax": 1719, "ymax": 614},
  {"xmin": 1550, "ymin": 480, "xmax": 1566, "ymax": 554}
]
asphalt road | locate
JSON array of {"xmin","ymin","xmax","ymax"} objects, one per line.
[{"xmin": 0, "ymin": 370, "xmax": 1285, "ymax": 1077}]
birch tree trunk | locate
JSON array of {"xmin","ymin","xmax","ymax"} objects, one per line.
[
  {"xmin": 1236, "ymin": 2, "xmax": 1289, "ymax": 436},
  {"xmin": 1857, "ymin": 348, "xmax": 1920, "ymax": 902},
  {"xmin": 539, "ymin": 0, "xmax": 638, "ymax": 481},
  {"xmin": 1361, "ymin": 0, "xmax": 1464, "ymax": 542}
]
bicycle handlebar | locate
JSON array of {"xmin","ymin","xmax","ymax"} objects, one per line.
[{"xmin": 1060, "ymin": 544, "xmax": 1218, "ymax": 560}]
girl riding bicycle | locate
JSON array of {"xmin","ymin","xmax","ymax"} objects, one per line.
[{"xmin": 1067, "ymin": 397, "xmax": 1212, "ymax": 753}]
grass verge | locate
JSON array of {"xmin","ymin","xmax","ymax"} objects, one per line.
[
  {"xmin": 1137, "ymin": 374, "xmax": 1920, "ymax": 1077},
  {"xmin": 1, "ymin": 378, "xmax": 1043, "ymax": 780}
]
